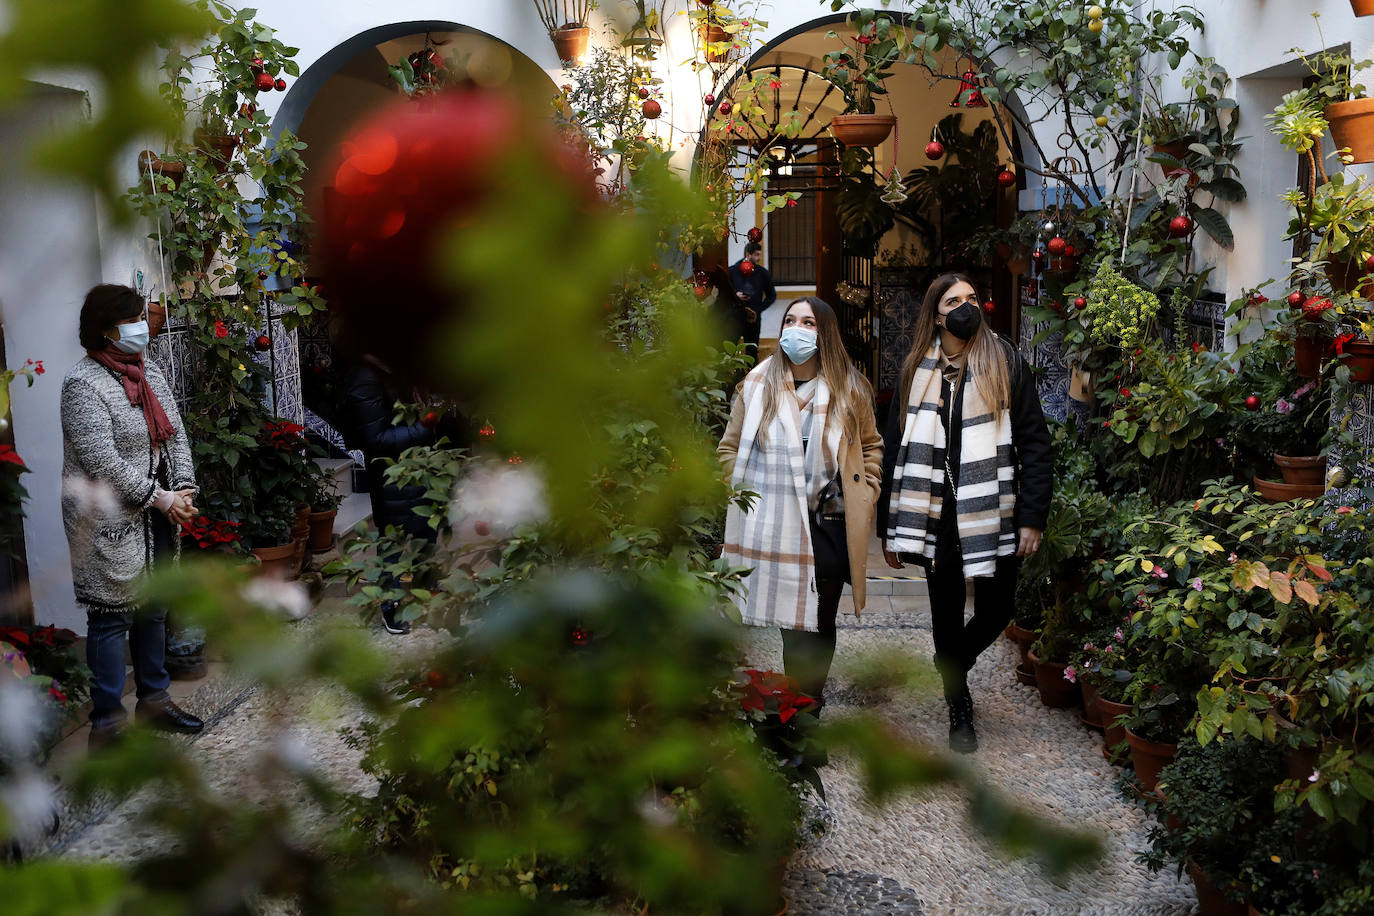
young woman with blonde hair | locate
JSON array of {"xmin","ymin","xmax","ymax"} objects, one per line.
[
  {"xmin": 719, "ymin": 297, "xmax": 882, "ymax": 713},
  {"xmin": 878, "ymin": 274, "xmax": 1051, "ymax": 753}
]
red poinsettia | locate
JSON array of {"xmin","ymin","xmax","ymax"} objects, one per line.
[
  {"xmin": 179, "ymin": 515, "xmax": 243, "ymax": 548},
  {"xmin": 737, "ymin": 668, "xmax": 817, "ymax": 724},
  {"xmin": 0, "ymin": 444, "xmax": 26, "ymax": 467},
  {"xmin": 261, "ymin": 419, "xmax": 306, "ymax": 451}
]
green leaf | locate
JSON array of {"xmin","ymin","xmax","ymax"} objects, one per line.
[{"xmin": 1193, "ymin": 206, "xmax": 1234, "ymax": 250}]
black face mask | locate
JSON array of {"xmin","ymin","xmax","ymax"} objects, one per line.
[{"xmin": 943, "ymin": 300, "xmax": 982, "ymax": 340}]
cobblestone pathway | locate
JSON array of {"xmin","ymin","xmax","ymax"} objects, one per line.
[{"xmin": 37, "ymin": 578, "xmax": 1203, "ymax": 915}]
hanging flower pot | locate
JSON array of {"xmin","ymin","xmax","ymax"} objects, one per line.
[
  {"xmin": 1274, "ymin": 454, "xmax": 1326, "ymax": 486},
  {"xmin": 829, "ymin": 114, "xmax": 896, "ymax": 147},
  {"xmin": 137, "ymin": 150, "xmax": 186, "ymax": 189},
  {"xmin": 550, "ymin": 26, "xmax": 589, "ymax": 63},
  {"xmin": 699, "ymin": 23, "xmax": 732, "ymax": 63},
  {"xmin": 1353, "ymin": 0, "xmax": 1374, "ymax": 15},
  {"xmin": 147, "ymin": 299, "xmax": 168, "ymax": 338},
  {"xmin": 193, "ymin": 129, "xmax": 240, "ymax": 174},
  {"xmin": 1325, "ymin": 98, "xmax": 1374, "ymax": 164}
]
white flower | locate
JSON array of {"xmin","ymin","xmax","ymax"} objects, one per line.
[
  {"xmin": 0, "ymin": 678, "xmax": 45, "ymax": 755},
  {"xmin": 449, "ymin": 462, "xmax": 548, "ymax": 540},
  {"xmin": 0, "ymin": 771, "xmax": 57, "ymax": 843},
  {"xmin": 243, "ymin": 577, "xmax": 312, "ymax": 620}
]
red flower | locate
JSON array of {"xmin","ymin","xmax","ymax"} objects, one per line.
[
  {"xmin": 32, "ymin": 360, "xmax": 44, "ymax": 375},
  {"xmin": 1335, "ymin": 333, "xmax": 1357, "ymax": 355},
  {"xmin": 0, "ymin": 627, "xmax": 30, "ymax": 647},
  {"xmin": 786, "ymin": 198, "xmax": 797, "ymax": 208},
  {"xmin": 1119, "ymin": 388, "xmax": 1131, "ymax": 397},
  {"xmin": 48, "ymin": 685, "xmax": 68, "ymax": 704},
  {"xmin": 0, "ymin": 445, "xmax": 25, "ymax": 467},
  {"xmin": 768, "ymin": 80, "xmax": 781, "ymax": 90},
  {"xmin": 261, "ymin": 419, "xmax": 306, "ymax": 451},
  {"xmin": 214, "ymin": 319, "xmax": 229, "ymax": 339},
  {"xmin": 1192, "ymin": 341, "xmax": 1201, "ymax": 352},
  {"xmin": 1337, "ymin": 505, "xmax": 1354, "ymax": 514}
]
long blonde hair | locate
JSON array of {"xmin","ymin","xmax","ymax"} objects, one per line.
[
  {"xmin": 899, "ymin": 273, "xmax": 1010, "ymax": 415},
  {"xmin": 758, "ymin": 297, "xmax": 871, "ymax": 443}
]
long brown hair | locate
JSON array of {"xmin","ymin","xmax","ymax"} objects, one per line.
[
  {"xmin": 898, "ymin": 273, "xmax": 1010, "ymax": 415},
  {"xmin": 758, "ymin": 297, "xmax": 871, "ymax": 443}
]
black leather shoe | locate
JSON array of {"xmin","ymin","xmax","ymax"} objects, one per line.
[
  {"xmin": 947, "ymin": 690, "xmax": 978, "ymax": 754},
  {"xmin": 135, "ymin": 698, "xmax": 204, "ymax": 734}
]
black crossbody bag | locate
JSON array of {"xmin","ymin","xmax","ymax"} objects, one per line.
[{"xmin": 809, "ymin": 471, "xmax": 850, "ymax": 583}]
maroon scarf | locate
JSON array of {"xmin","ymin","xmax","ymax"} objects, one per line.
[{"xmin": 86, "ymin": 348, "xmax": 175, "ymax": 449}]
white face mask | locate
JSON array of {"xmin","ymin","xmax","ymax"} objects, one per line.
[
  {"xmin": 779, "ymin": 326, "xmax": 818, "ymax": 364},
  {"xmin": 111, "ymin": 320, "xmax": 150, "ymax": 355}
]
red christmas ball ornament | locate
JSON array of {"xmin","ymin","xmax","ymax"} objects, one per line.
[
  {"xmin": 739, "ymin": 259, "xmax": 755, "ymax": 276},
  {"xmin": 255, "ymin": 72, "xmax": 275, "ymax": 92},
  {"xmin": 704, "ymin": 93, "xmax": 715, "ymax": 106},
  {"xmin": 1073, "ymin": 296, "xmax": 1087, "ymax": 310},
  {"xmin": 642, "ymin": 99, "xmax": 661, "ymax": 119},
  {"xmin": 1047, "ymin": 236, "xmax": 1068, "ymax": 256},
  {"xmin": 1244, "ymin": 395, "xmax": 1260, "ymax": 411},
  {"xmin": 693, "ymin": 284, "xmax": 709, "ymax": 300},
  {"xmin": 1365, "ymin": 253, "xmax": 1374, "ymax": 273},
  {"xmin": 996, "ymin": 168, "xmax": 1016, "ymax": 188},
  {"xmin": 1287, "ymin": 291, "xmax": 1304, "ymax": 307},
  {"xmin": 1064, "ymin": 244, "xmax": 1077, "ymax": 257},
  {"xmin": 638, "ymin": 87, "xmax": 650, "ymax": 99},
  {"xmin": 421, "ymin": 410, "xmax": 440, "ymax": 429},
  {"xmin": 251, "ymin": 58, "xmax": 265, "ymax": 72},
  {"xmin": 1168, "ymin": 214, "xmax": 1193, "ymax": 238},
  {"xmin": 747, "ymin": 226, "xmax": 763, "ymax": 242},
  {"xmin": 718, "ymin": 100, "xmax": 732, "ymax": 115},
  {"xmin": 474, "ymin": 520, "xmax": 491, "ymax": 536},
  {"xmin": 1032, "ymin": 249, "xmax": 1046, "ymax": 263},
  {"xmin": 982, "ymin": 301, "xmax": 995, "ymax": 313},
  {"xmin": 254, "ymin": 334, "xmax": 271, "ymax": 351},
  {"xmin": 925, "ymin": 140, "xmax": 945, "ymax": 160},
  {"xmin": 275, "ymin": 77, "xmax": 287, "ymax": 92},
  {"xmin": 318, "ymin": 89, "xmax": 593, "ymax": 383}
]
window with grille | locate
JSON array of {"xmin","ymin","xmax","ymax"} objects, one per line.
[{"xmin": 767, "ymin": 176, "xmax": 816, "ymax": 286}]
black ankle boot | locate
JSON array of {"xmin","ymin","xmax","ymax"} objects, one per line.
[{"xmin": 946, "ymin": 689, "xmax": 978, "ymax": 754}]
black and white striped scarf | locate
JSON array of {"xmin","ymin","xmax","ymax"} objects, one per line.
[{"xmin": 884, "ymin": 341, "xmax": 1015, "ymax": 576}]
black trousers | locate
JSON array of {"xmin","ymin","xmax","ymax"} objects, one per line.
[
  {"xmin": 780, "ymin": 578, "xmax": 845, "ymax": 706},
  {"xmin": 926, "ymin": 551, "xmax": 1021, "ymax": 699}
]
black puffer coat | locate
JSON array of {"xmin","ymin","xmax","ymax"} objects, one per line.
[{"xmin": 342, "ymin": 363, "xmax": 439, "ymax": 540}]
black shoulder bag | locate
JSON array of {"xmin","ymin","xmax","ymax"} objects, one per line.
[{"xmin": 810, "ymin": 472, "xmax": 850, "ymax": 584}]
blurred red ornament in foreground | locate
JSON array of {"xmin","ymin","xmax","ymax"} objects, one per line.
[
  {"xmin": 318, "ymin": 89, "xmax": 592, "ymax": 376},
  {"xmin": 739, "ymin": 259, "xmax": 755, "ymax": 276}
]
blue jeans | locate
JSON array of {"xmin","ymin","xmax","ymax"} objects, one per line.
[{"xmin": 86, "ymin": 609, "xmax": 171, "ymax": 728}]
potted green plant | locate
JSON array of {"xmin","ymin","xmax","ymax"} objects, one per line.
[
  {"xmin": 308, "ymin": 473, "xmax": 343, "ymax": 553},
  {"xmin": 820, "ymin": 6, "xmax": 908, "ymax": 145},
  {"xmin": 1228, "ymin": 328, "xmax": 1330, "ymax": 489},
  {"xmin": 1289, "ymin": 17, "xmax": 1374, "ymax": 164}
]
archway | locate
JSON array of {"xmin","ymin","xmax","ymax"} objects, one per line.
[{"xmin": 699, "ymin": 15, "xmax": 1029, "ymax": 395}]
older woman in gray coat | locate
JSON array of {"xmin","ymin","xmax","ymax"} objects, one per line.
[{"xmin": 61, "ymin": 284, "xmax": 204, "ymax": 746}]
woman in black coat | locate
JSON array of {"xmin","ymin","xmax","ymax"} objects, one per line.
[{"xmin": 877, "ymin": 273, "xmax": 1052, "ymax": 754}]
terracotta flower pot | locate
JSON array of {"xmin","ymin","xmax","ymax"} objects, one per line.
[
  {"xmin": 829, "ymin": 114, "xmax": 897, "ymax": 147},
  {"xmin": 1325, "ymin": 97, "xmax": 1374, "ymax": 164},
  {"xmin": 1125, "ymin": 726, "xmax": 1177, "ymax": 792},
  {"xmin": 1293, "ymin": 335, "xmax": 1330, "ymax": 379},
  {"xmin": 1096, "ymin": 695, "xmax": 1132, "ymax": 749},
  {"xmin": 147, "ymin": 300, "xmax": 167, "ymax": 338},
  {"xmin": 1339, "ymin": 338, "xmax": 1374, "ymax": 383},
  {"xmin": 1274, "ymin": 454, "xmax": 1325, "ymax": 486},
  {"xmin": 137, "ymin": 150, "xmax": 185, "ymax": 189},
  {"xmin": 1151, "ymin": 139, "xmax": 1192, "ymax": 161},
  {"xmin": 1014, "ymin": 660, "xmax": 1038, "ymax": 687},
  {"xmin": 1080, "ymin": 681, "xmax": 1104, "ymax": 730},
  {"xmin": 1252, "ymin": 474, "xmax": 1324, "ymax": 503},
  {"xmin": 1353, "ymin": 0, "xmax": 1374, "ymax": 16},
  {"xmin": 1004, "ymin": 622, "xmax": 1037, "ymax": 669},
  {"xmin": 699, "ymin": 23, "xmax": 732, "ymax": 63},
  {"xmin": 550, "ymin": 26, "xmax": 589, "ymax": 63},
  {"xmin": 1028, "ymin": 649, "xmax": 1079, "ymax": 708},
  {"xmin": 252, "ymin": 542, "xmax": 300, "ymax": 580},
  {"xmin": 1323, "ymin": 257, "xmax": 1374, "ymax": 297},
  {"xmin": 308, "ymin": 508, "xmax": 338, "ymax": 552},
  {"xmin": 1186, "ymin": 860, "xmax": 1249, "ymax": 916},
  {"xmin": 193, "ymin": 130, "xmax": 239, "ymax": 173}
]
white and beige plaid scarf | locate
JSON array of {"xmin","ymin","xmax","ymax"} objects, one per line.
[
  {"xmin": 723, "ymin": 358, "xmax": 841, "ymax": 632},
  {"xmin": 885, "ymin": 340, "xmax": 1015, "ymax": 577}
]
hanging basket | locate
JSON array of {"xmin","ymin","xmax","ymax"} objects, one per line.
[
  {"xmin": 1325, "ymin": 98, "xmax": 1374, "ymax": 164},
  {"xmin": 699, "ymin": 24, "xmax": 732, "ymax": 63},
  {"xmin": 137, "ymin": 150, "xmax": 185, "ymax": 189},
  {"xmin": 550, "ymin": 26, "xmax": 589, "ymax": 63},
  {"xmin": 193, "ymin": 129, "xmax": 240, "ymax": 174},
  {"xmin": 829, "ymin": 114, "xmax": 896, "ymax": 147}
]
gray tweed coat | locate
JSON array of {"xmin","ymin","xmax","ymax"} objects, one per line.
[{"xmin": 60, "ymin": 356, "xmax": 196, "ymax": 613}]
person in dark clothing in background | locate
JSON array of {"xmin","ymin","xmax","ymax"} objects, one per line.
[
  {"xmin": 728, "ymin": 241, "xmax": 775, "ymax": 355},
  {"xmin": 877, "ymin": 273, "xmax": 1051, "ymax": 755},
  {"xmin": 342, "ymin": 355, "xmax": 465, "ymax": 634}
]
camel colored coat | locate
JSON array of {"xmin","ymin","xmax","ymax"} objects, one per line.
[{"xmin": 718, "ymin": 381, "xmax": 883, "ymax": 611}]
